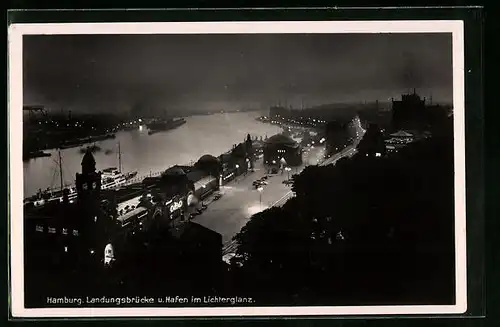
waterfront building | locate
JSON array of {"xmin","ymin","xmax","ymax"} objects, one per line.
[
  {"xmin": 384, "ymin": 130, "xmax": 416, "ymax": 153},
  {"xmin": 186, "ymin": 165, "xmax": 219, "ymax": 200},
  {"xmin": 391, "ymin": 89, "xmax": 448, "ymax": 131},
  {"xmin": 216, "ymin": 142, "xmax": 251, "ymax": 184},
  {"xmin": 25, "ymin": 151, "xmax": 113, "ymax": 272},
  {"xmin": 391, "ymin": 90, "xmax": 426, "ymax": 130},
  {"xmin": 263, "ymin": 133, "xmax": 302, "ymax": 168},
  {"xmin": 195, "ymin": 154, "xmax": 223, "ymax": 183},
  {"xmin": 75, "ymin": 150, "xmax": 102, "ymax": 203}
]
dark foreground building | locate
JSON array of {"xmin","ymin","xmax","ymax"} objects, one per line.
[
  {"xmin": 263, "ymin": 133, "xmax": 302, "ymax": 168},
  {"xmin": 23, "ymin": 151, "xmax": 225, "ymax": 307},
  {"xmin": 392, "ymin": 90, "xmax": 449, "ymax": 131}
]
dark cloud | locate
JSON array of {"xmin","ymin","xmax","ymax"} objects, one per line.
[{"xmin": 23, "ymin": 33, "xmax": 453, "ymax": 114}]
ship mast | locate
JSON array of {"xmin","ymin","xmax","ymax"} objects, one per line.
[
  {"xmin": 58, "ymin": 149, "xmax": 64, "ymax": 191},
  {"xmin": 118, "ymin": 142, "xmax": 122, "ymax": 172}
]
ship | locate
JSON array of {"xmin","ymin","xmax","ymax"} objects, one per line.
[
  {"xmin": 24, "ymin": 168, "xmax": 139, "ymax": 208},
  {"xmin": 79, "ymin": 143, "xmax": 102, "ymax": 154},
  {"xmin": 23, "ymin": 150, "xmax": 52, "ymax": 161},
  {"xmin": 60, "ymin": 133, "xmax": 116, "ymax": 149},
  {"xmin": 24, "ymin": 143, "xmax": 138, "ymax": 208},
  {"xmin": 147, "ymin": 118, "xmax": 186, "ymax": 135},
  {"xmin": 101, "ymin": 167, "xmax": 138, "ymax": 189}
]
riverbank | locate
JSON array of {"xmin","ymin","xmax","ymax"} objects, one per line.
[
  {"xmin": 23, "ymin": 111, "xmax": 283, "ymax": 197},
  {"xmin": 60, "ymin": 133, "xmax": 116, "ymax": 149}
]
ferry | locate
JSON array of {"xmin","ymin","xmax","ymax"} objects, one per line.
[
  {"xmin": 24, "ymin": 168, "xmax": 138, "ymax": 208},
  {"xmin": 24, "ymin": 146, "xmax": 138, "ymax": 208},
  {"xmin": 101, "ymin": 167, "xmax": 138, "ymax": 189},
  {"xmin": 147, "ymin": 118, "xmax": 186, "ymax": 135}
]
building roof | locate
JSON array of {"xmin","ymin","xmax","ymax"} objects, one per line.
[
  {"xmin": 265, "ymin": 133, "xmax": 298, "ymax": 146},
  {"xmin": 390, "ymin": 130, "xmax": 414, "ymax": 138},
  {"xmin": 198, "ymin": 154, "xmax": 220, "ymax": 163},
  {"xmin": 164, "ymin": 165, "xmax": 187, "ymax": 176},
  {"xmin": 194, "ymin": 176, "xmax": 217, "ymax": 191},
  {"xmin": 81, "ymin": 150, "xmax": 96, "ymax": 173},
  {"xmin": 186, "ymin": 169, "xmax": 208, "ymax": 183},
  {"xmin": 219, "ymin": 153, "xmax": 233, "ymax": 163},
  {"xmin": 117, "ymin": 206, "xmax": 148, "ymax": 225},
  {"xmin": 117, "ymin": 195, "xmax": 142, "ymax": 213}
]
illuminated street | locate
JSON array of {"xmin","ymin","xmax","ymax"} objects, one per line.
[
  {"xmin": 193, "ymin": 115, "xmax": 365, "ymax": 245},
  {"xmin": 18, "ymin": 30, "xmax": 459, "ymax": 312},
  {"xmin": 193, "ymin": 145, "xmax": 325, "ymax": 243}
]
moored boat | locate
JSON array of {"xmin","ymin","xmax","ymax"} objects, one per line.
[
  {"xmin": 147, "ymin": 118, "xmax": 186, "ymax": 135},
  {"xmin": 24, "ymin": 143, "xmax": 137, "ymax": 208}
]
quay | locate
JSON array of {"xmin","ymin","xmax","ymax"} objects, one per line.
[{"xmin": 23, "ymin": 131, "xmax": 324, "ymax": 268}]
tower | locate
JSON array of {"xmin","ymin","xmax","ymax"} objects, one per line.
[{"xmin": 75, "ymin": 150, "xmax": 102, "ymax": 202}]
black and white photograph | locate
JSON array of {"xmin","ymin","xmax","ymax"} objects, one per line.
[{"xmin": 9, "ymin": 21, "xmax": 466, "ymax": 317}]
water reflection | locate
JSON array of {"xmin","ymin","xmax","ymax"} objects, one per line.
[{"xmin": 23, "ymin": 111, "xmax": 280, "ymax": 197}]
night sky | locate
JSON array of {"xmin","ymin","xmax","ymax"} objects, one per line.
[{"xmin": 23, "ymin": 33, "xmax": 453, "ymax": 114}]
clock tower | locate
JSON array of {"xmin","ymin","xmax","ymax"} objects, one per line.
[{"xmin": 75, "ymin": 149, "xmax": 102, "ymax": 202}]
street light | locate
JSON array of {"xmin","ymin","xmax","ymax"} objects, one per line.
[
  {"xmin": 201, "ymin": 185, "xmax": 206, "ymax": 205},
  {"xmin": 285, "ymin": 166, "xmax": 292, "ymax": 180},
  {"xmin": 257, "ymin": 186, "xmax": 263, "ymax": 209}
]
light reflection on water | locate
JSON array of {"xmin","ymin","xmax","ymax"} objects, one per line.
[{"xmin": 23, "ymin": 111, "xmax": 281, "ymax": 197}]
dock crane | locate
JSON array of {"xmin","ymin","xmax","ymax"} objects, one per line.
[{"xmin": 23, "ymin": 105, "xmax": 48, "ymax": 121}]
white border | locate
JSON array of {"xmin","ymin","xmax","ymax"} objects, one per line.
[{"xmin": 8, "ymin": 21, "xmax": 466, "ymax": 318}]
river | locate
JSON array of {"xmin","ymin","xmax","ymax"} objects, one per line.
[{"xmin": 23, "ymin": 111, "xmax": 281, "ymax": 197}]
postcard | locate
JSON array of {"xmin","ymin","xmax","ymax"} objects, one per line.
[{"xmin": 8, "ymin": 20, "xmax": 466, "ymax": 318}]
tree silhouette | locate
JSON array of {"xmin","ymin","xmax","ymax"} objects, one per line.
[
  {"xmin": 356, "ymin": 123, "xmax": 386, "ymax": 157},
  {"xmin": 232, "ymin": 133, "xmax": 455, "ymax": 305},
  {"xmin": 324, "ymin": 121, "xmax": 349, "ymax": 155}
]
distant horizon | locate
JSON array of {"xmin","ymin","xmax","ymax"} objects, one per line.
[
  {"xmin": 24, "ymin": 33, "xmax": 453, "ymax": 117},
  {"xmin": 23, "ymin": 94, "xmax": 453, "ymax": 118}
]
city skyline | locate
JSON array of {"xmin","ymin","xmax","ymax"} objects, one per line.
[{"xmin": 23, "ymin": 33, "xmax": 453, "ymax": 114}]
